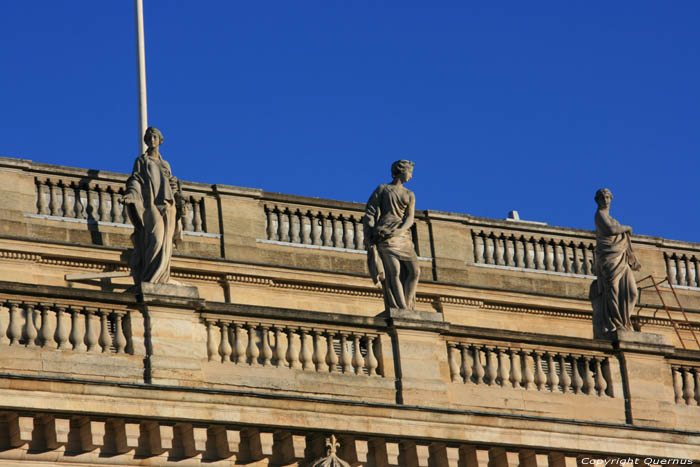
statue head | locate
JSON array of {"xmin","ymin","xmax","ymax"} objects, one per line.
[
  {"xmin": 391, "ymin": 160, "xmax": 415, "ymax": 183},
  {"xmin": 144, "ymin": 127, "xmax": 164, "ymax": 148},
  {"xmin": 595, "ymin": 188, "xmax": 613, "ymax": 208}
]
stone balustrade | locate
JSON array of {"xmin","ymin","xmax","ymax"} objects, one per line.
[
  {"xmin": 263, "ymin": 202, "xmax": 367, "ymax": 251},
  {"xmin": 33, "ymin": 175, "xmax": 207, "ymax": 233},
  {"xmin": 447, "ymin": 341, "xmax": 613, "ymax": 397},
  {"xmin": 204, "ymin": 317, "xmax": 382, "ymax": 376},
  {"xmin": 0, "ymin": 300, "xmax": 131, "ymax": 354},
  {"xmin": 665, "ymin": 251, "xmax": 700, "ymax": 289},
  {"xmin": 672, "ymin": 364, "xmax": 700, "ymax": 405},
  {"xmin": 0, "ymin": 410, "xmax": 588, "ymax": 466},
  {"xmin": 471, "ymin": 228, "xmax": 595, "ymax": 276}
]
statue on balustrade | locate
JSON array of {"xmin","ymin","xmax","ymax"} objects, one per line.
[
  {"xmin": 121, "ymin": 127, "xmax": 187, "ymax": 286},
  {"xmin": 363, "ymin": 160, "xmax": 420, "ymax": 311},
  {"xmin": 590, "ymin": 188, "xmax": 641, "ymax": 338}
]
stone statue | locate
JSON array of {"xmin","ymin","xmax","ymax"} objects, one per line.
[
  {"xmin": 121, "ymin": 127, "xmax": 187, "ymax": 286},
  {"xmin": 363, "ymin": 160, "xmax": 420, "ymax": 311},
  {"xmin": 590, "ymin": 188, "xmax": 641, "ymax": 338}
]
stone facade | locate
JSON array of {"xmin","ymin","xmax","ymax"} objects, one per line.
[{"xmin": 0, "ymin": 156, "xmax": 698, "ymax": 465}]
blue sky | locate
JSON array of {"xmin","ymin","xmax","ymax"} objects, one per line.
[{"xmin": 2, "ymin": 2, "xmax": 699, "ymax": 241}]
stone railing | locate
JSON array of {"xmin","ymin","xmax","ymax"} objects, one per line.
[
  {"xmin": 33, "ymin": 175, "xmax": 208, "ymax": 233},
  {"xmin": 263, "ymin": 202, "xmax": 366, "ymax": 251},
  {"xmin": 671, "ymin": 364, "xmax": 700, "ymax": 405},
  {"xmin": 471, "ymin": 228, "xmax": 595, "ymax": 276},
  {"xmin": 665, "ymin": 251, "xmax": 700, "ymax": 288},
  {"xmin": 446, "ymin": 340, "xmax": 613, "ymax": 397},
  {"xmin": 0, "ymin": 300, "xmax": 131, "ymax": 354},
  {"xmin": 203, "ymin": 317, "xmax": 383, "ymax": 376}
]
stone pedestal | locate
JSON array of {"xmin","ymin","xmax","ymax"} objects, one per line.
[
  {"xmin": 140, "ymin": 282, "xmax": 200, "ymax": 299},
  {"xmin": 380, "ymin": 308, "xmax": 444, "ymax": 323}
]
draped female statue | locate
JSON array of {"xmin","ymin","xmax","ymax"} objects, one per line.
[
  {"xmin": 121, "ymin": 127, "xmax": 186, "ymax": 286},
  {"xmin": 363, "ymin": 160, "xmax": 420, "ymax": 310},
  {"xmin": 590, "ymin": 188, "xmax": 641, "ymax": 338}
]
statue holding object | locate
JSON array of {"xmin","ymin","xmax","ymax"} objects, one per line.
[
  {"xmin": 121, "ymin": 127, "xmax": 187, "ymax": 286},
  {"xmin": 363, "ymin": 160, "xmax": 420, "ymax": 311},
  {"xmin": 590, "ymin": 188, "xmax": 641, "ymax": 338}
]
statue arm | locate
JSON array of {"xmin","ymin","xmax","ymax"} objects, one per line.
[
  {"xmin": 363, "ymin": 187, "xmax": 381, "ymax": 247},
  {"xmin": 122, "ymin": 158, "xmax": 145, "ymax": 204},
  {"xmin": 395, "ymin": 191, "xmax": 415, "ymax": 234},
  {"xmin": 596, "ymin": 211, "xmax": 632, "ymax": 236}
]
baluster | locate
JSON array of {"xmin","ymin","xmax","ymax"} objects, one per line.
[
  {"xmin": 365, "ymin": 335, "xmax": 378, "ymax": 376},
  {"xmin": 682, "ymin": 368, "xmax": 695, "ymax": 405},
  {"xmin": 326, "ymin": 332, "xmax": 339, "ymax": 372},
  {"xmin": 114, "ymin": 313, "xmax": 127, "ymax": 354},
  {"xmin": 97, "ymin": 186, "xmax": 108, "ymax": 221},
  {"xmin": 219, "ymin": 322, "xmax": 232, "ymax": 362},
  {"xmin": 336, "ymin": 215, "xmax": 346, "ymax": 248},
  {"xmin": 497, "ymin": 235, "xmax": 507, "ymax": 265},
  {"xmin": 674, "ymin": 255, "xmax": 683, "ymax": 285},
  {"xmin": 524, "ymin": 237, "xmax": 534, "ymax": 269},
  {"xmin": 593, "ymin": 357, "xmax": 607, "ymax": 397},
  {"xmin": 582, "ymin": 356, "xmax": 594, "ymax": 394},
  {"xmin": 473, "ymin": 232, "xmax": 485, "ymax": 264},
  {"xmin": 484, "ymin": 235, "xmax": 495, "ymax": 265},
  {"xmin": 266, "ymin": 206, "xmax": 278, "ymax": 240},
  {"xmin": 354, "ymin": 217, "xmax": 365, "ymax": 250},
  {"xmin": 514, "ymin": 237, "xmax": 525, "ymax": 268},
  {"xmin": 286, "ymin": 328, "xmax": 301, "ymax": 369},
  {"xmin": 496, "ymin": 348, "xmax": 509, "ymax": 387},
  {"xmin": 544, "ymin": 241, "xmax": 555, "ymax": 271},
  {"xmin": 691, "ymin": 257, "xmax": 700, "ymax": 288},
  {"xmin": 351, "ymin": 334, "xmax": 364, "ymax": 374},
  {"xmin": 460, "ymin": 345, "xmax": 473, "ymax": 383},
  {"xmin": 0, "ymin": 302, "xmax": 9, "ymax": 346},
  {"xmin": 206, "ymin": 321, "xmax": 218, "ymax": 361},
  {"xmin": 312, "ymin": 330, "xmax": 328, "ymax": 372},
  {"xmin": 321, "ymin": 214, "xmax": 333, "ymax": 247},
  {"xmin": 120, "ymin": 189, "xmax": 130, "ymax": 224},
  {"xmin": 554, "ymin": 241, "xmax": 565, "ymax": 272},
  {"xmin": 568, "ymin": 242, "xmax": 578, "ymax": 274},
  {"xmin": 260, "ymin": 326, "xmax": 273, "ymax": 367},
  {"xmin": 339, "ymin": 333, "xmax": 352, "ymax": 373},
  {"xmin": 47, "ymin": 180, "xmax": 59, "ymax": 216},
  {"xmin": 694, "ymin": 370, "xmax": 700, "ymax": 405},
  {"xmin": 98, "ymin": 310, "xmax": 112, "ymax": 352},
  {"xmin": 678, "ymin": 256, "xmax": 688, "ymax": 286},
  {"xmin": 683, "ymin": 256, "xmax": 693, "ymax": 287},
  {"xmin": 290, "ymin": 210, "xmax": 301, "ymax": 243},
  {"xmin": 472, "ymin": 347, "xmax": 485, "ymax": 384},
  {"xmin": 36, "ymin": 179, "xmax": 48, "ymax": 215},
  {"xmin": 277, "ymin": 207, "xmax": 290, "ymax": 242},
  {"xmin": 484, "ymin": 348, "xmax": 497, "ymax": 386},
  {"xmin": 39, "ymin": 304, "xmax": 55, "ymax": 348},
  {"xmin": 546, "ymin": 352, "xmax": 559, "ymax": 392},
  {"xmin": 24, "ymin": 304, "xmax": 38, "ymax": 347},
  {"xmin": 508, "ymin": 348, "xmax": 522, "ymax": 388},
  {"xmin": 448, "ymin": 343, "xmax": 460, "ymax": 382},
  {"xmin": 85, "ymin": 184, "xmax": 96, "ymax": 220},
  {"xmin": 301, "ymin": 212, "xmax": 312, "ymax": 244},
  {"xmin": 246, "ymin": 323, "xmax": 260, "ymax": 365},
  {"xmin": 533, "ymin": 351, "xmax": 546, "ymax": 390},
  {"xmin": 70, "ymin": 308, "xmax": 87, "ymax": 351},
  {"xmin": 571, "ymin": 355, "xmax": 583, "ymax": 394},
  {"xmin": 60, "ymin": 181, "xmax": 71, "ymax": 217},
  {"xmin": 504, "ymin": 236, "xmax": 515, "ymax": 266},
  {"xmin": 522, "ymin": 350, "xmax": 535, "ymax": 390},
  {"xmin": 73, "ymin": 182, "xmax": 85, "ymax": 219},
  {"xmin": 311, "ymin": 213, "xmax": 323, "ymax": 246},
  {"xmin": 54, "ymin": 306, "xmax": 71, "ymax": 350},
  {"xmin": 85, "ymin": 309, "xmax": 100, "ymax": 352},
  {"xmin": 109, "ymin": 187, "xmax": 121, "ymax": 223},
  {"xmin": 559, "ymin": 354, "xmax": 571, "ymax": 394},
  {"xmin": 273, "ymin": 326, "xmax": 286, "ymax": 367},
  {"xmin": 8, "ymin": 301, "xmax": 22, "ymax": 346},
  {"xmin": 192, "ymin": 198, "xmax": 203, "ymax": 232},
  {"xmin": 234, "ymin": 323, "xmax": 246, "ymax": 364},
  {"xmin": 672, "ymin": 367, "xmax": 683, "ymax": 403},
  {"xmin": 343, "ymin": 216, "xmax": 354, "ymax": 250},
  {"xmin": 298, "ymin": 329, "xmax": 313, "ymax": 370},
  {"xmin": 535, "ymin": 239, "xmax": 546, "ymax": 270},
  {"xmin": 582, "ymin": 244, "xmax": 592, "ymax": 275}
]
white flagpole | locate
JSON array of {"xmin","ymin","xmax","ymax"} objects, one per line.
[{"xmin": 135, "ymin": 0, "xmax": 148, "ymax": 155}]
